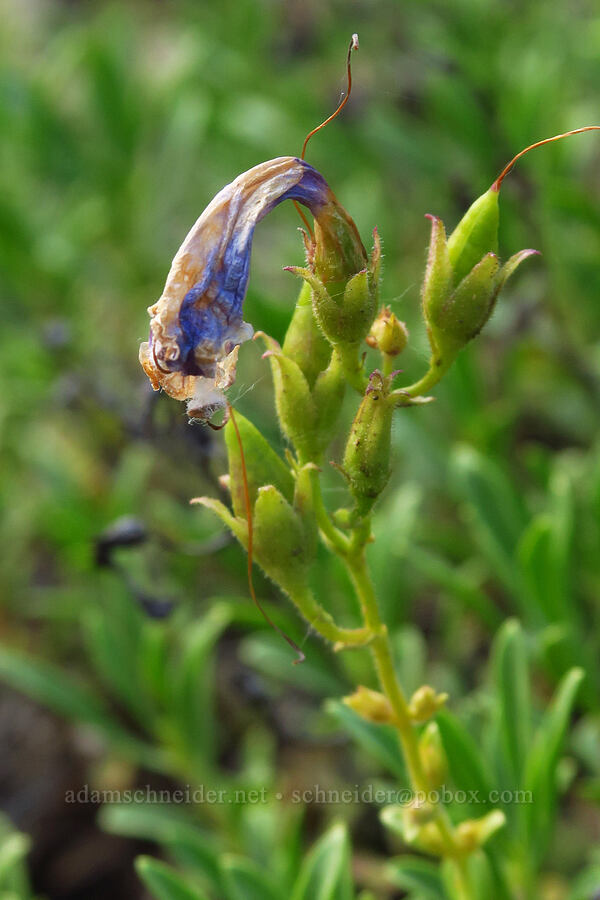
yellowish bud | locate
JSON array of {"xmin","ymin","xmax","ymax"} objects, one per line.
[
  {"xmin": 408, "ymin": 685, "xmax": 448, "ymax": 723},
  {"xmin": 419, "ymin": 721, "xmax": 448, "ymax": 789},
  {"xmin": 366, "ymin": 306, "xmax": 409, "ymax": 356},
  {"xmin": 343, "ymin": 685, "xmax": 394, "ymax": 724},
  {"xmin": 455, "ymin": 810, "xmax": 506, "ymax": 852}
]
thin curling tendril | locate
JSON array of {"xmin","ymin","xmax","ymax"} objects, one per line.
[
  {"xmin": 227, "ymin": 403, "xmax": 306, "ymax": 664},
  {"xmin": 292, "ymin": 33, "xmax": 359, "ymax": 236},
  {"xmin": 491, "ymin": 125, "xmax": 600, "ymax": 191}
]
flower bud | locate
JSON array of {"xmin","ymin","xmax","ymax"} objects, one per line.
[
  {"xmin": 408, "ymin": 685, "xmax": 448, "ymax": 723},
  {"xmin": 419, "ymin": 722, "xmax": 448, "ymax": 789},
  {"xmin": 343, "ymin": 685, "xmax": 394, "ymax": 724},
  {"xmin": 366, "ymin": 306, "xmax": 409, "ymax": 356},
  {"xmin": 342, "ymin": 370, "xmax": 393, "ymax": 517},
  {"xmin": 224, "ymin": 412, "xmax": 294, "ymax": 518}
]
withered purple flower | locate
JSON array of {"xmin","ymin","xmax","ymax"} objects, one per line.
[{"xmin": 140, "ymin": 156, "xmax": 364, "ymax": 420}]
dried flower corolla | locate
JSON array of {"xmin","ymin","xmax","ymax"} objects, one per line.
[{"xmin": 140, "ymin": 156, "xmax": 361, "ymax": 421}]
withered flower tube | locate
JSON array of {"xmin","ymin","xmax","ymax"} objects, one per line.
[{"xmin": 140, "ymin": 156, "xmax": 365, "ymax": 420}]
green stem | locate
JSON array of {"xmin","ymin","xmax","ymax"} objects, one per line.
[
  {"xmin": 344, "ymin": 526, "xmax": 471, "ymax": 881},
  {"xmin": 391, "ymin": 353, "xmax": 455, "ymax": 405},
  {"xmin": 334, "ymin": 344, "xmax": 368, "ymax": 394},
  {"xmin": 290, "ymin": 585, "xmax": 371, "ymax": 647},
  {"xmin": 381, "ymin": 352, "xmax": 396, "ymax": 378}
]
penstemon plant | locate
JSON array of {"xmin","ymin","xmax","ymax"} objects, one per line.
[{"xmin": 136, "ymin": 37, "xmax": 599, "ymax": 900}]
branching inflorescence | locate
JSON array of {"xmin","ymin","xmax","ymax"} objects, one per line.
[{"xmin": 138, "ymin": 36, "xmax": 599, "ymax": 899}]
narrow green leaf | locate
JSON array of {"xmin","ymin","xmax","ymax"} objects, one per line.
[
  {"xmin": 0, "ymin": 645, "xmax": 109, "ymax": 724},
  {"xmin": 82, "ymin": 595, "xmax": 156, "ymax": 728},
  {"xmin": 517, "ymin": 517, "xmax": 561, "ymax": 625},
  {"xmin": 436, "ymin": 709, "xmax": 496, "ymax": 812},
  {"xmin": 491, "ymin": 620, "xmax": 531, "ymax": 789},
  {"xmin": 523, "ymin": 667, "xmax": 584, "ymax": 865},
  {"xmin": 169, "ymin": 604, "xmax": 231, "ymax": 765},
  {"xmin": 451, "ymin": 446, "xmax": 528, "ymax": 605},
  {"xmin": 291, "ymin": 823, "xmax": 354, "ymax": 900},
  {"xmin": 135, "ymin": 856, "xmax": 208, "ymax": 900}
]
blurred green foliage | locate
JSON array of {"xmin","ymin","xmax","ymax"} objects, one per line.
[{"xmin": 1, "ymin": 0, "xmax": 600, "ymax": 897}]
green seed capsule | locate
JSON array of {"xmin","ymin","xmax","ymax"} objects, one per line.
[
  {"xmin": 434, "ymin": 252, "xmax": 499, "ymax": 343},
  {"xmin": 421, "ymin": 215, "xmax": 453, "ymax": 341},
  {"xmin": 252, "ymin": 485, "xmax": 310, "ymax": 596},
  {"xmin": 282, "ymin": 281, "xmax": 331, "ymax": 389},
  {"xmin": 447, "ymin": 187, "xmax": 499, "ymax": 285},
  {"xmin": 224, "ymin": 412, "xmax": 294, "ymax": 518},
  {"xmin": 342, "ymin": 370, "xmax": 393, "ymax": 517},
  {"xmin": 257, "ymin": 332, "xmax": 318, "ymax": 463},
  {"xmin": 312, "ymin": 197, "xmax": 368, "ymax": 288},
  {"xmin": 421, "ymin": 205, "xmax": 537, "ymax": 363}
]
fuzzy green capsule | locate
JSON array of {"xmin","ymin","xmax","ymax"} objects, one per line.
[
  {"xmin": 282, "ymin": 281, "xmax": 331, "ymax": 389},
  {"xmin": 421, "ymin": 200, "xmax": 538, "ymax": 364},
  {"xmin": 311, "ymin": 350, "xmax": 347, "ymax": 454},
  {"xmin": 285, "ymin": 228, "xmax": 380, "ymax": 349},
  {"xmin": 342, "ymin": 370, "xmax": 393, "ymax": 517},
  {"xmin": 312, "ymin": 196, "xmax": 368, "ymax": 289},
  {"xmin": 447, "ymin": 187, "xmax": 499, "ymax": 285},
  {"xmin": 435, "ymin": 251, "xmax": 500, "ymax": 344},
  {"xmin": 224, "ymin": 412, "xmax": 294, "ymax": 517},
  {"xmin": 256, "ymin": 332, "xmax": 319, "ymax": 463},
  {"xmin": 252, "ymin": 485, "xmax": 313, "ymax": 595},
  {"xmin": 195, "ymin": 482, "xmax": 313, "ymax": 601}
]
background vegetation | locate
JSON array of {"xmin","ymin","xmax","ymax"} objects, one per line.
[{"xmin": 0, "ymin": 0, "xmax": 599, "ymax": 897}]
